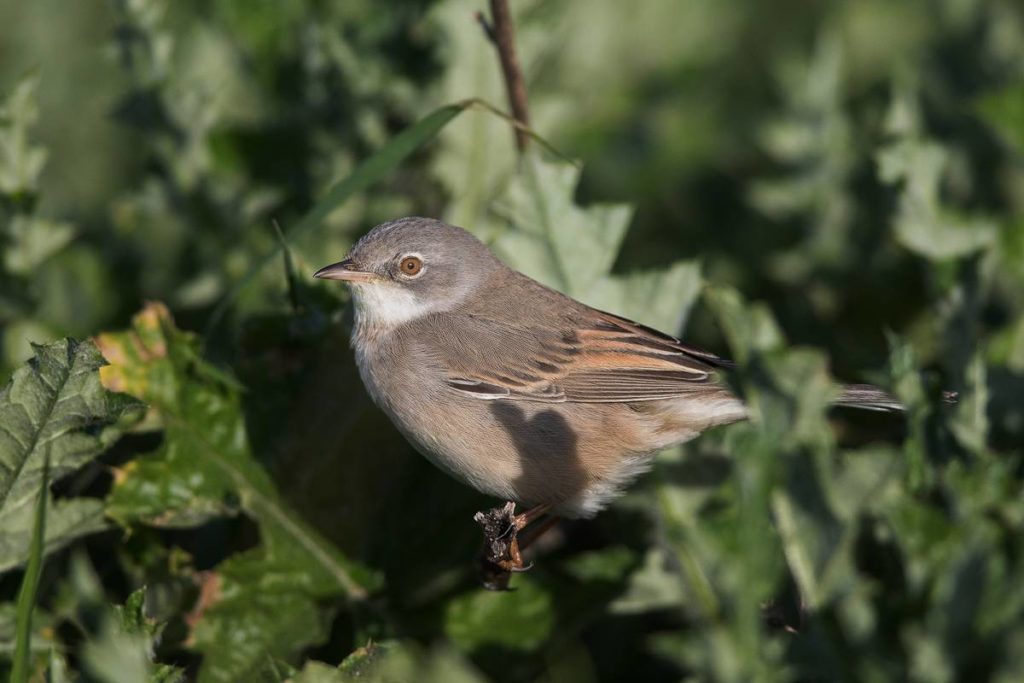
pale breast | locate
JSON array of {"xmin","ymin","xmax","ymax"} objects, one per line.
[{"xmin": 354, "ymin": 324, "xmax": 526, "ymax": 500}]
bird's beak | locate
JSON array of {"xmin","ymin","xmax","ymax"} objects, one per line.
[{"xmin": 313, "ymin": 258, "xmax": 378, "ymax": 283}]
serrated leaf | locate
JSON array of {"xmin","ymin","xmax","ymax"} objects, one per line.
[
  {"xmin": 493, "ymin": 157, "xmax": 632, "ymax": 295},
  {"xmin": 748, "ymin": 32, "xmax": 856, "ymax": 270},
  {"xmin": 96, "ymin": 303, "xmax": 380, "ymax": 682},
  {"xmin": 335, "ymin": 643, "xmax": 391, "ymax": 681},
  {"xmin": 189, "ymin": 553, "xmax": 331, "ymax": 683},
  {"xmin": 876, "ymin": 138, "xmax": 997, "ymax": 261},
  {"xmin": 81, "ymin": 626, "xmax": 154, "ymax": 683},
  {"xmin": 0, "ymin": 75, "xmax": 48, "ymax": 197},
  {"xmin": 0, "ymin": 498, "xmax": 106, "ymax": 574},
  {"xmin": 79, "ymin": 582, "xmax": 184, "ymax": 683},
  {"xmin": 444, "ymin": 576, "xmax": 555, "ymax": 653},
  {"xmin": 481, "ymin": 154, "xmax": 701, "ymax": 334},
  {"xmin": 0, "ymin": 339, "xmax": 134, "ymax": 572},
  {"xmin": 3, "ymin": 215, "xmax": 76, "ymax": 276},
  {"xmin": 260, "ymin": 644, "xmax": 391, "ymax": 683}
]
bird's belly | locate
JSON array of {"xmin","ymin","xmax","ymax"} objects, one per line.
[
  {"xmin": 363, "ymin": 372, "xmax": 659, "ymax": 516},
  {"xmin": 356, "ymin": 342, "xmax": 735, "ymax": 518},
  {"xmin": 382, "ymin": 397, "xmax": 526, "ymax": 502},
  {"xmin": 356, "ymin": 346, "xmax": 523, "ymax": 500}
]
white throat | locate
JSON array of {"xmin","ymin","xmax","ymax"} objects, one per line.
[{"xmin": 350, "ymin": 282, "xmax": 434, "ymax": 333}]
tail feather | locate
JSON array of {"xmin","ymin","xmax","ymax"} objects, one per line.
[
  {"xmin": 835, "ymin": 384, "xmax": 905, "ymax": 412},
  {"xmin": 835, "ymin": 383, "xmax": 959, "ymax": 412}
]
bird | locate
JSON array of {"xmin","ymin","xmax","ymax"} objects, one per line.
[{"xmin": 313, "ymin": 216, "xmax": 902, "ymax": 577}]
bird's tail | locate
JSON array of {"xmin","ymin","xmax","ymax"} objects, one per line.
[
  {"xmin": 835, "ymin": 384, "xmax": 905, "ymax": 412},
  {"xmin": 835, "ymin": 383, "xmax": 958, "ymax": 412}
]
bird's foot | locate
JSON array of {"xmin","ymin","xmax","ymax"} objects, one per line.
[{"xmin": 474, "ymin": 501, "xmax": 552, "ymax": 591}]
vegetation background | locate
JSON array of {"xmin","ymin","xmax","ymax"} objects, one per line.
[{"xmin": 1, "ymin": 0, "xmax": 1023, "ymax": 681}]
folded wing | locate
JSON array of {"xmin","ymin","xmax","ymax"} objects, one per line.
[{"xmin": 442, "ymin": 309, "xmax": 733, "ymax": 404}]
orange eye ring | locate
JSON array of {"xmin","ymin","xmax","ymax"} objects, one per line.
[{"xmin": 399, "ymin": 255, "xmax": 423, "ymax": 277}]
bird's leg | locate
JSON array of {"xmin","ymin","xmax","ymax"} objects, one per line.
[
  {"xmin": 513, "ymin": 502, "xmax": 550, "ymax": 530},
  {"xmin": 513, "ymin": 514, "xmax": 559, "ymax": 563},
  {"xmin": 505, "ymin": 503, "xmax": 556, "ymax": 573},
  {"xmin": 474, "ymin": 501, "xmax": 557, "ymax": 590}
]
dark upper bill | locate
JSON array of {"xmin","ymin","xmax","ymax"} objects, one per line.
[{"xmin": 312, "ymin": 258, "xmax": 378, "ymax": 283}]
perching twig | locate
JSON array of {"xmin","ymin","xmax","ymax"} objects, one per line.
[
  {"xmin": 480, "ymin": 0, "xmax": 531, "ymax": 151},
  {"xmin": 474, "ymin": 501, "xmax": 555, "ymax": 590}
]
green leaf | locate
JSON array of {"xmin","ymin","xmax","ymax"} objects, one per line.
[
  {"xmin": 610, "ymin": 547, "xmax": 687, "ymax": 615},
  {"xmin": 96, "ymin": 303, "xmax": 380, "ymax": 682},
  {"xmin": 290, "ymin": 661, "xmax": 347, "ymax": 683},
  {"xmin": 0, "ymin": 339, "xmax": 135, "ymax": 572},
  {"xmin": 483, "ymin": 153, "xmax": 702, "ymax": 334},
  {"xmin": 254, "ymin": 643, "xmax": 486, "ymax": 683},
  {"xmin": 887, "ymin": 333, "xmax": 932, "ymax": 490},
  {"xmin": 10, "ymin": 457, "xmax": 47, "ymax": 683},
  {"xmin": 493, "ymin": 156, "xmax": 633, "ymax": 295},
  {"xmin": 0, "ymin": 74, "xmax": 48, "ymax": 197},
  {"xmin": 703, "ymin": 286, "xmax": 785, "ymax": 366},
  {"xmin": 2, "ymin": 215, "xmax": 76, "ymax": 276},
  {"xmin": 876, "ymin": 97, "xmax": 998, "ymax": 261},
  {"xmin": 63, "ymin": 561, "xmax": 185, "ymax": 683},
  {"xmin": 188, "ymin": 552, "xmax": 332, "ymax": 683},
  {"xmin": 260, "ymin": 645, "xmax": 392, "ymax": 683},
  {"xmin": 81, "ymin": 622, "xmax": 156, "ymax": 683},
  {"xmin": 335, "ymin": 643, "xmax": 391, "ymax": 681},
  {"xmin": 0, "ymin": 602, "xmax": 54, "ymax": 660},
  {"xmin": 0, "ymin": 498, "xmax": 106, "ymax": 574},
  {"xmin": 341, "ymin": 642, "xmax": 486, "ymax": 683},
  {"xmin": 748, "ymin": 32, "xmax": 857, "ymax": 270},
  {"xmin": 977, "ymin": 82, "xmax": 1024, "ymax": 153},
  {"xmin": 949, "ymin": 351, "xmax": 989, "ymax": 455},
  {"xmin": 444, "ymin": 576, "xmax": 555, "ymax": 653},
  {"xmin": 711, "ymin": 288, "xmax": 853, "ymax": 609}
]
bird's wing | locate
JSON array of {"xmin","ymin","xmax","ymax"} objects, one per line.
[{"xmin": 442, "ymin": 309, "xmax": 734, "ymax": 404}]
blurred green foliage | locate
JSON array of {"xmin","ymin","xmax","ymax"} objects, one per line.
[{"xmin": 1, "ymin": 0, "xmax": 1023, "ymax": 681}]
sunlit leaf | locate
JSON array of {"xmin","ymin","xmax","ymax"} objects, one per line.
[
  {"xmin": 0, "ymin": 498, "xmax": 106, "ymax": 574},
  {"xmin": 0, "ymin": 339, "xmax": 136, "ymax": 572},
  {"xmin": 482, "ymin": 153, "xmax": 702, "ymax": 334}
]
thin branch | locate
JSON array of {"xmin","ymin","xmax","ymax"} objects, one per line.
[{"xmin": 482, "ymin": 0, "xmax": 531, "ymax": 152}]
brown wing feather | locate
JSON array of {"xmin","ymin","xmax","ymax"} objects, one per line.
[{"xmin": 443, "ymin": 308, "xmax": 733, "ymax": 404}]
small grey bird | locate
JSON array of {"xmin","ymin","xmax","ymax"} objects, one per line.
[{"xmin": 314, "ymin": 217, "xmax": 901, "ymax": 529}]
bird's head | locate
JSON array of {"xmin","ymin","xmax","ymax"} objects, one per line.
[{"xmin": 314, "ymin": 217, "xmax": 500, "ymax": 330}]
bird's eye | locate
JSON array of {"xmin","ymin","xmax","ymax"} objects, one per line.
[{"xmin": 399, "ymin": 255, "xmax": 423, "ymax": 277}]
